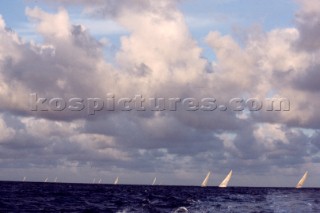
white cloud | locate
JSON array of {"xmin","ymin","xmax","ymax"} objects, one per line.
[
  {"xmin": 72, "ymin": 18, "xmax": 127, "ymax": 36},
  {"xmin": 26, "ymin": 7, "xmax": 70, "ymax": 39},
  {"xmin": 0, "ymin": 116, "xmax": 15, "ymax": 142},
  {"xmin": 0, "ymin": 0, "xmax": 320, "ymax": 186},
  {"xmin": 0, "ymin": 15, "xmax": 5, "ymax": 29}
]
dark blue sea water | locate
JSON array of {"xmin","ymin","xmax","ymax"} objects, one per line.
[{"xmin": 0, "ymin": 182, "xmax": 319, "ymax": 212}]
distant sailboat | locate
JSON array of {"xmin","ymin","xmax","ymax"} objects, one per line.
[
  {"xmin": 98, "ymin": 179, "xmax": 102, "ymax": 184},
  {"xmin": 219, "ymin": 170, "xmax": 233, "ymax": 188},
  {"xmin": 296, "ymin": 171, "xmax": 308, "ymax": 189},
  {"xmin": 23, "ymin": 177, "xmax": 26, "ymax": 182},
  {"xmin": 114, "ymin": 177, "xmax": 119, "ymax": 185},
  {"xmin": 44, "ymin": 178, "xmax": 48, "ymax": 183},
  {"xmin": 201, "ymin": 172, "xmax": 211, "ymax": 187},
  {"xmin": 152, "ymin": 177, "xmax": 157, "ymax": 185},
  {"xmin": 54, "ymin": 177, "xmax": 58, "ymax": 183}
]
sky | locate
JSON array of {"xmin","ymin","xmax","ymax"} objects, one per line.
[{"xmin": 0, "ymin": 0, "xmax": 319, "ymax": 187}]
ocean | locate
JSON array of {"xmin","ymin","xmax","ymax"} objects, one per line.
[{"xmin": 0, "ymin": 182, "xmax": 319, "ymax": 212}]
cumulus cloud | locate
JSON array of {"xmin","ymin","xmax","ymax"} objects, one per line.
[
  {"xmin": 0, "ymin": 116, "xmax": 15, "ymax": 142},
  {"xmin": 43, "ymin": 0, "xmax": 180, "ymax": 18},
  {"xmin": 0, "ymin": 0, "xmax": 319, "ymax": 186},
  {"xmin": 26, "ymin": 7, "xmax": 70, "ymax": 39},
  {"xmin": 295, "ymin": 0, "xmax": 320, "ymax": 51}
]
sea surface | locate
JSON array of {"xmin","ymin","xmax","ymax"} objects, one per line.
[{"xmin": 0, "ymin": 182, "xmax": 319, "ymax": 212}]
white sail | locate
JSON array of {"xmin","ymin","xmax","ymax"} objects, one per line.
[
  {"xmin": 23, "ymin": 177, "xmax": 26, "ymax": 182},
  {"xmin": 114, "ymin": 177, "xmax": 119, "ymax": 185},
  {"xmin": 296, "ymin": 171, "xmax": 308, "ymax": 189},
  {"xmin": 201, "ymin": 172, "xmax": 211, "ymax": 187},
  {"xmin": 98, "ymin": 179, "xmax": 102, "ymax": 184},
  {"xmin": 44, "ymin": 178, "xmax": 48, "ymax": 183},
  {"xmin": 54, "ymin": 177, "xmax": 58, "ymax": 183},
  {"xmin": 152, "ymin": 177, "xmax": 157, "ymax": 185},
  {"xmin": 219, "ymin": 170, "xmax": 232, "ymax": 188}
]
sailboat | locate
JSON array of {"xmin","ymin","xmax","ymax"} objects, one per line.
[
  {"xmin": 114, "ymin": 177, "xmax": 119, "ymax": 185},
  {"xmin": 54, "ymin": 177, "xmax": 58, "ymax": 183},
  {"xmin": 98, "ymin": 179, "xmax": 102, "ymax": 184},
  {"xmin": 23, "ymin": 177, "xmax": 26, "ymax": 182},
  {"xmin": 201, "ymin": 172, "xmax": 211, "ymax": 187},
  {"xmin": 152, "ymin": 177, "xmax": 157, "ymax": 185},
  {"xmin": 44, "ymin": 178, "xmax": 48, "ymax": 183},
  {"xmin": 219, "ymin": 170, "xmax": 233, "ymax": 188},
  {"xmin": 296, "ymin": 171, "xmax": 308, "ymax": 189}
]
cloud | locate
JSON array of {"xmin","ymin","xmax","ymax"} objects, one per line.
[
  {"xmin": 26, "ymin": 7, "xmax": 70, "ymax": 39},
  {"xmin": 0, "ymin": 0, "xmax": 320, "ymax": 186},
  {"xmin": 71, "ymin": 18, "xmax": 127, "ymax": 36},
  {"xmin": 0, "ymin": 15, "xmax": 5, "ymax": 29},
  {"xmin": 0, "ymin": 116, "xmax": 15, "ymax": 142},
  {"xmin": 43, "ymin": 0, "xmax": 181, "ymax": 18},
  {"xmin": 295, "ymin": 0, "xmax": 320, "ymax": 51}
]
